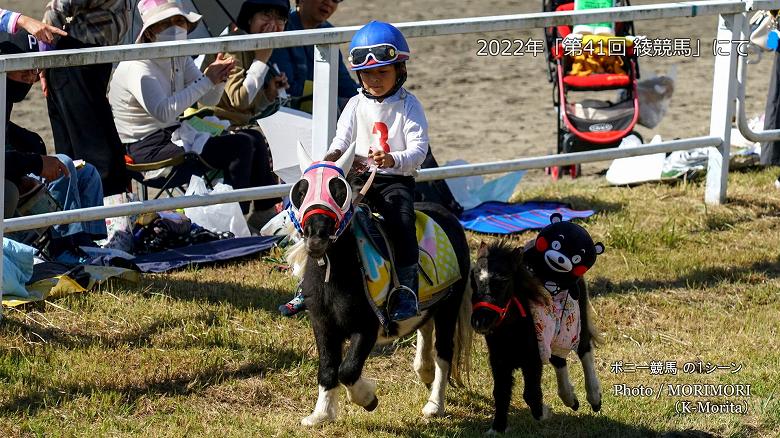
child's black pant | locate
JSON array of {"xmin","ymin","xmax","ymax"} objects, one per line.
[{"xmin": 363, "ymin": 174, "xmax": 417, "ymax": 268}]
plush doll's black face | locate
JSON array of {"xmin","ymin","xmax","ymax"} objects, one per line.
[{"xmin": 525, "ymin": 213, "xmax": 604, "ymax": 288}]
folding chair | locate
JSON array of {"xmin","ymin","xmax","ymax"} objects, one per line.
[{"xmin": 126, "ymin": 153, "xmax": 220, "ymax": 201}]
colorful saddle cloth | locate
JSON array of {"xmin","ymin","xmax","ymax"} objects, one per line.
[{"xmin": 352, "ymin": 208, "xmax": 461, "ymax": 315}]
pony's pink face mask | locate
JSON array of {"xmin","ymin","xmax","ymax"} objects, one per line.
[{"xmin": 288, "ymin": 142, "xmax": 357, "ymax": 239}]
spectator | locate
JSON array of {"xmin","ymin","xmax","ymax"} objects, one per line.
[
  {"xmin": 42, "ymin": 0, "xmax": 131, "ymax": 196},
  {"xmin": 6, "ymin": 152, "xmax": 107, "ymax": 263},
  {"xmin": 205, "ymin": 0, "xmax": 290, "ymax": 126},
  {"xmin": 0, "ymin": 31, "xmax": 48, "ymax": 156},
  {"xmin": 200, "ymin": 0, "xmax": 289, "ymax": 225},
  {"xmin": 269, "ymin": 0, "xmax": 358, "ymax": 112},
  {"xmin": 1, "ymin": 30, "xmax": 107, "ymax": 262},
  {"xmin": 109, "ymin": 0, "xmax": 280, "ymax": 230}
]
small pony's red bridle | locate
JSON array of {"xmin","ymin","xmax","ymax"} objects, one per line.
[{"xmin": 472, "ymin": 296, "xmax": 527, "ymax": 326}]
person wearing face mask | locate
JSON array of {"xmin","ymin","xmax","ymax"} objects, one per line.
[
  {"xmin": 42, "ymin": 0, "xmax": 131, "ymax": 197},
  {"xmin": 268, "ymin": 0, "xmax": 358, "ymax": 112},
  {"xmin": 109, "ymin": 0, "xmax": 280, "ymax": 229}
]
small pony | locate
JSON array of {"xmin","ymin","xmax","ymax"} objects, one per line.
[
  {"xmin": 288, "ymin": 142, "xmax": 473, "ymax": 427},
  {"xmin": 471, "ymin": 214, "xmax": 604, "ymax": 433}
]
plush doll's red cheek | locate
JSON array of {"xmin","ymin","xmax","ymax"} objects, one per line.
[
  {"xmin": 572, "ymin": 265, "xmax": 589, "ymax": 277},
  {"xmin": 535, "ymin": 237, "xmax": 548, "ymax": 252}
]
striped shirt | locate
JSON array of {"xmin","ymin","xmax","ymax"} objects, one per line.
[
  {"xmin": 43, "ymin": 0, "xmax": 130, "ymax": 46},
  {"xmin": 0, "ymin": 9, "xmax": 21, "ymax": 34}
]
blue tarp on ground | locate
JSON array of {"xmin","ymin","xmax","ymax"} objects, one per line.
[
  {"xmin": 459, "ymin": 201, "xmax": 595, "ymax": 234},
  {"xmin": 133, "ymin": 236, "xmax": 281, "ymax": 273}
]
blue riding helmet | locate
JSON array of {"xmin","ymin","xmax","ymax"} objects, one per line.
[{"xmin": 348, "ymin": 20, "xmax": 410, "ymax": 71}]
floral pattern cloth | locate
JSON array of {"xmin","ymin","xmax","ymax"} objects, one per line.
[{"xmin": 530, "ymin": 290, "xmax": 580, "ymax": 363}]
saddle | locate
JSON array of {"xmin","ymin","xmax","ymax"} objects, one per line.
[{"xmin": 352, "ymin": 206, "xmax": 461, "ymax": 324}]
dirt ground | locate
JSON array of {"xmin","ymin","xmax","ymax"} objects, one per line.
[{"xmin": 5, "ymin": 0, "xmax": 773, "ymax": 178}]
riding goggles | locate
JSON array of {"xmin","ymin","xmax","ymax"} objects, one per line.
[{"xmin": 348, "ymin": 43, "xmax": 409, "ymax": 68}]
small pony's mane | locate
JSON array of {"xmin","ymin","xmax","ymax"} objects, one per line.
[
  {"xmin": 485, "ymin": 240, "xmax": 551, "ymax": 306},
  {"xmin": 286, "ymin": 239, "xmax": 308, "ymax": 278}
]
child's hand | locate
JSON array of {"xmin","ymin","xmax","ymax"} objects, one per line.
[{"xmin": 370, "ymin": 150, "xmax": 395, "ymax": 169}]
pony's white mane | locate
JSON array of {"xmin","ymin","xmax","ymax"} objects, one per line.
[{"xmin": 285, "ymin": 239, "xmax": 308, "ymax": 278}]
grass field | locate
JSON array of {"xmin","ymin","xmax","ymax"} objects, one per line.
[{"xmin": 1, "ymin": 167, "xmax": 779, "ymax": 437}]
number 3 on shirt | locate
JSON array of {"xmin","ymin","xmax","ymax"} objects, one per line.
[{"xmin": 372, "ymin": 122, "xmax": 390, "ymax": 153}]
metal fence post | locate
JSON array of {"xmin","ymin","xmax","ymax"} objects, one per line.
[
  {"xmin": 0, "ymin": 72, "xmax": 6, "ymax": 320},
  {"xmin": 311, "ymin": 44, "xmax": 339, "ymax": 160},
  {"xmin": 706, "ymin": 13, "xmax": 744, "ymax": 205}
]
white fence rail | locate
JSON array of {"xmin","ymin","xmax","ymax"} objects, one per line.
[{"xmin": 1, "ymin": 0, "xmax": 778, "ymax": 316}]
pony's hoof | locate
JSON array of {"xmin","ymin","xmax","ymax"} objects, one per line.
[
  {"xmin": 422, "ymin": 400, "xmax": 444, "ymax": 418},
  {"xmin": 588, "ymin": 392, "xmax": 602, "ymax": 412},
  {"xmin": 301, "ymin": 412, "xmax": 335, "ymax": 427},
  {"xmin": 571, "ymin": 399, "xmax": 580, "ymax": 411},
  {"xmin": 364, "ymin": 396, "xmax": 379, "ymax": 412},
  {"xmin": 485, "ymin": 428, "xmax": 503, "ymax": 435}
]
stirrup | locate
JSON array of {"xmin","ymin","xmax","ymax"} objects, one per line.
[{"xmin": 387, "ymin": 285, "xmax": 419, "ymax": 321}]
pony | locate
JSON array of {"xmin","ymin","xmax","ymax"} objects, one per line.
[
  {"xmin": 471, "ymin": 232, "xmax": 603, "ymax": 433},
  {"xmin": 288, "ymin": 142, "xmax": 473, "ymax": 426}
]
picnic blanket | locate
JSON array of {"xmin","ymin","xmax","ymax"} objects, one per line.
[
  {"xmin": 459, "ymin": 201, "xmax": 595, "ymax": 234},
  {"xmin": 2, "ymin": 263, "xmax": 139, "ymax": 307},
  {"xmin": 133, "ymin": 236, "xmax": 280, "ymax": 273}
]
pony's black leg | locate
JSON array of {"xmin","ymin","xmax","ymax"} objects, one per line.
[
  {"xmin": 488, "ymin": 353, "xmax": 514, "ymax": 433},
  {"xmin": 521, "ymin": 359, "xmax": 548, "ymax": 421},
  {"xmin": 301, "ymin": 329, "xmax": 343, "ymax": 426},
  {"xmin": 339, "ymin": 330, "xmax": 379, "ymax": 411},
  {"xmin": 550, "ymin": 355, "xmax": 579, "ymax": 411},
  {"xmin": 575, "ymin": 279, "xmax": 602, "ymax": 412}
]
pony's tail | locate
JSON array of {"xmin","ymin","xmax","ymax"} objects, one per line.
[
  {"xmin": 581, "ymin": 281, "xmax": 605, "ymax": 347},
  {"xmin": 450, "ymin": 275, "xmax": 473, "ymax": 387}
]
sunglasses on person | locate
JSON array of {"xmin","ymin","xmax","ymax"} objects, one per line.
[{"xmin": 348, "ymin": 43, "xmax": 408, "ymax": 68}]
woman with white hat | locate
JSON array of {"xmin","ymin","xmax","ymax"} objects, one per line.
[{"xmin": 110, "ymin": 0, "xmax": 280, "ymax": 226}]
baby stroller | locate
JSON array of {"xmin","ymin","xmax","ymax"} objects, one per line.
[{"xmin": 543, "ymin": 0, "xmax": 641, "ymax": 179}]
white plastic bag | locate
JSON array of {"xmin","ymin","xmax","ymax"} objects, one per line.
[
  {"xmin": 637, "ymin": 74, "xmax": 675, "ymax": 129},
  {"xmin": 606, "ymin": 134, "xmax": 666, "ymax": 185},
  {"xmin": 184, "ymin": 175, "xmax": 250, "ymax": 237},
  {"xmin": 101, "ymin": 192, "xmax": 138, "ymax": 252}
]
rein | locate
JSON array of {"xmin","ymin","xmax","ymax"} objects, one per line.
[
  {"xmin": 472, "ymin": 295, "xmax": 527, "ymax": 326},
  {"xmin": 328, "ymin": 165, "xmax": 377, "ymax": 238},
  {"xmin": 352, "ymin": 166, "xmax": 377, "ymax": 206}
]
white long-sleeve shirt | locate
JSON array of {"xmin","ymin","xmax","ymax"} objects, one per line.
[
  {"xmin": 109, "ymin": 57, "xmax": 225, "ymax": 143},
  {"xmin": 328, "ymin": 88, "xmax": 429, "ymax": 176}
]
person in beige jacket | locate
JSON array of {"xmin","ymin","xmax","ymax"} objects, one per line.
[{"xmin": 204, "ymin": 0, "xmax": 290, "ymax": 127}]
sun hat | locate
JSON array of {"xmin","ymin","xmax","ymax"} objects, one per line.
[{"xmin": 136, "ymin": 0, "xmax": 202, "ymax": 43}]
